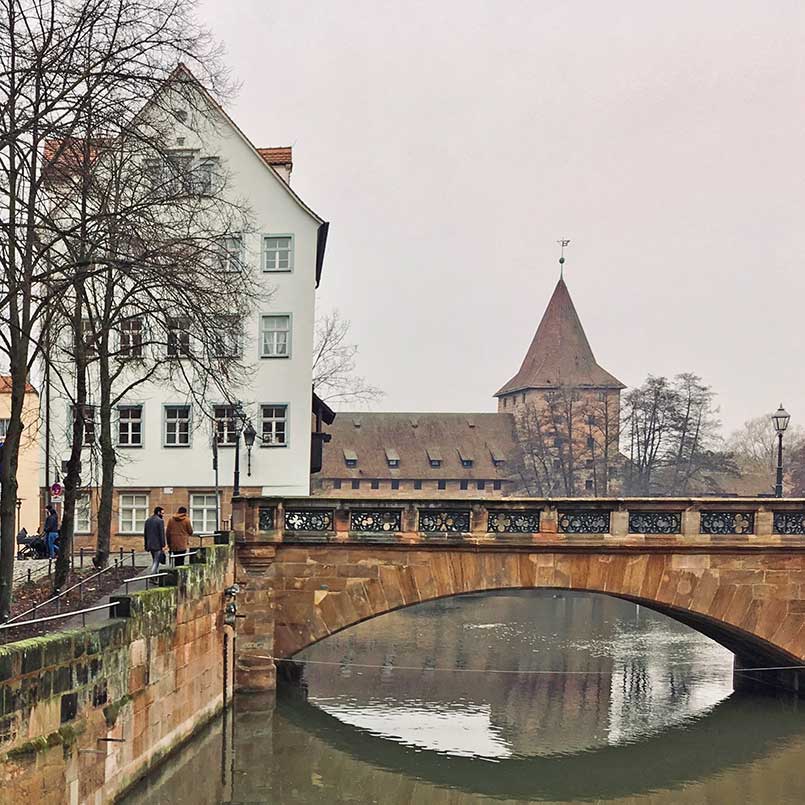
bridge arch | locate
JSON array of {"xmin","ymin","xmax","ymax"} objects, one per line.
[{"xmin": 267, "ymin": 546, "xmax": 805, "ymax": 693}]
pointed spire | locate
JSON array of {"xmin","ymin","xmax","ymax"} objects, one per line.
[{"xmin": 495, "ymin": 277, "xmax": 624, "ymax": 396}]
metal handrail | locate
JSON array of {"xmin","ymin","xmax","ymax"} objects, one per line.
[
  {"xmin": 0, "ymin": 601, "xmax": 119, "ymax": 630},
  {"xmin": 120, "ymin": 572, "xmax": 173, "ymax": 594},
  {"xmin": 170, "ymin": 550, "xmax": 200, "ymax": 559},
  {"xmin": 7, "ymin": 560, "xmax": 123, "ymax": 624}
]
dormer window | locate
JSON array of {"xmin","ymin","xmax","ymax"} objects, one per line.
[
  {"xmin": 426, "ymin": 448, "xmax": 442, "ymax": 469},
  {"xmin": 385, "ymin": 447, "xmax": 400, "ymax": 469},
  {"xmin": 457, "ymin": 448, "xmax": 473, "ymax": 468},
  {"xmin": 344, "ymin": 448, "xmax": 358, "ymax": 468},
  {"xmin": 489, "ymin": 446, "xmax": 506, "ymax": 468},
  {"xmin": 461, "ymin": 459, "xmax": 473, "ymax": 468},
  {"xmin": 430, "ymin": 459, "xmax": 441, "ymax": 468}
]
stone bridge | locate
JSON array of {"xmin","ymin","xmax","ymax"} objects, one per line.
[{"xmin": 231, "ymin": 496, "xmax": 805, "ymax": 695}]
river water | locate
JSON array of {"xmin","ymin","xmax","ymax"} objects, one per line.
[{"xmin": 122, "ymin": 590, "xmax": 805, "ymax": 804}]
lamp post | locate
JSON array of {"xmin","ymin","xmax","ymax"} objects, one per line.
[
  {"xmin": 243, "ymin": 422, "xmax": 256, "ymax": 477},
  {"xmin": 772, "ymin": 404, "xmax": 791, "ymax": 498},
  {"xmin": 232, "ymin": 401, "xmax": 244, "ymax": 498}
]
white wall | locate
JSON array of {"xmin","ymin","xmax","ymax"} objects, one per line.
[{"xmin": 45, "ymin": 84, "xmax": 323, "ymax": 497}]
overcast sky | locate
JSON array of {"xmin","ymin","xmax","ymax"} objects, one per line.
[{"xmin": 199, "ymin": 0, "xmax": 805, "ymax": 433}]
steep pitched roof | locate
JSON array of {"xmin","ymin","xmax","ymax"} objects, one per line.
[
  {"xmin": 496, "ymin": 278, "xmax": 624, "ymax": 396},
  {"xmin": 0, "ymin": 376, "xmax": 37, "ymax": 394},
  {"xmin": 257, "ymin": 147, "xmax": 292, "ymax": 166}
]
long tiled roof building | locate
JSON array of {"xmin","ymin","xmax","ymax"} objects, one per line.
[{"xmin": 313, "ymin": 275, "xmax": 624, "ymax": 497}]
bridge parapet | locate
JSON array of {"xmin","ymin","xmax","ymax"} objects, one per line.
[{"xmin": 233, "ymin": 495, "xmax": 805, "ymax": 549}]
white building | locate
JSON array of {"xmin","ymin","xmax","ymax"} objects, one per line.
[{"xmin": 43, "ymin": 66, "xmax": 329, "ymax": 542}]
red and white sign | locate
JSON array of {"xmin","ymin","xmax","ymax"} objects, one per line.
[{"xmin": 50, "ymin": 482, "xmax": 62, "ymax": 497}]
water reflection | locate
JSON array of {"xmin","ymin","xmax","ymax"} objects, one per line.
[{"xmin": 121, "ymin": 591, "xmax": 805, "ymax": 805}]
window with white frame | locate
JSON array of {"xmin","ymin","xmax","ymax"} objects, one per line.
[
  {"xmin": 76, "ymin": 495, "xmax": 92, "ymax": 534},
  {"xmin": 79, "ymin": 318, "xmax": 97, "ymax": 354},
  {"xmin": 166, "ymin": 316, "xmax": 191, "ymax": 357},
  {"xmin": 0, "ymin": 419, "xmax": 8, "ymax": 439},
  {"xmin": 213, "ymin": 405, "xmax": 238, "ymax": 445},
  {"xmin": 211, "ymin": 316, "xmax": 241, "ymax": 358},
  {"xmin": 119, "ymin": 317, "xmax": 143, "ymax": 358},
  {"xmin": 217, "ymin": 235, "xmax": 243, "ymax": 272},
  {"xmin": 118, "ymin": 405, "xmax": 143, "ymax": 446},
  {"xmin": 119, "ymin": 493, "xmax": 148, "ymax": 533},
  {"xmin": 261, "ymin": 405, "xmax": 287, "ymax": 446},
  {"xmin": 263, "ymin": 235, "xmax": 293, "ymax": 271},
  {"xmin": 260, "ymin": 315, "xmax": 290, "ymax": 358},
  {"xmin": 164, "ymin": 405, "xmax": 191, "ymax": 446},
  {"xmin": 190, "ymin": 493, "xmax": 219, "ymax": 532}
]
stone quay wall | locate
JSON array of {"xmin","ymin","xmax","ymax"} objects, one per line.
[{"xmin": 0, "ymin": 541, "xmax": 234, "ymax": 804}]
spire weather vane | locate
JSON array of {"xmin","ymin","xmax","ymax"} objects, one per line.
[{"xmin": 557, "ymin": 239, "xmax": 570, "ymax": 278}]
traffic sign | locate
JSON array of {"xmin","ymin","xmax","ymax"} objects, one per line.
[{"xmin": 51, "ymin": 482, "xmax": 62, "ymax": 496}]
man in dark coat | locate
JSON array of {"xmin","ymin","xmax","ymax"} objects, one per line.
[
  {"xmin": 144, "ymin": 506, "xmax": 165, "ymax": 574},
  {"xmin": 43, "ymin": 505, "xmax": 59, "ymax": 559}
]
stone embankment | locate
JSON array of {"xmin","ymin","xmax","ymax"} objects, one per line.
[{"xmin": 0, "ymin": 540, "xmax": 234, "ymax": 803}]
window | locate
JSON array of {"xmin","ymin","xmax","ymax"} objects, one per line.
[
  {"xmin": 587, "ymin": 436, "xmax": 595, "ymax": 449},
  {"xmin": 370, "ymin": 480, "xmax": 380, "ymax": 490},
  {"xmin": 461, "ymin": 459, "xmax": 473, "ymax": 468},
  {"xmin": 438, "ymin": 480, "xmax": 447, "ymax": 490},
  {"xmin": 211, "ymin": 317, "xmax": 241, "ymax": 358},
  {"xmin": 164, "ymin": 405, "xmax": 191, "ymax": 446},
  {"xmin": 261, "ymin": 405, "xmax": 288, "ymax": 446},
  {"xmin": 0, "ymin": 419, "xmax": 8, "ymax": 439},
  {"xmin": 585, "ymin": 458, "xmax": 594, "ymax": 469},
  {"xmin": 118, "ymin": 405, "xmax": 143, "ymax": 447},
  {"xmin": 260, "ymin": 315, "xmax": 291, "ymax": 357},
  {"xmin": 191, "ymin": 493, "xmax": 219, "ymax": 532},
  {"xmin": 76, "ymin": 495, "xmax": 91, "ymax": 534},
  {"xmin": 597, "ymin": 392, "xmax": 607, "ymax": 402},
  {"xmin": 385, "ymin": 448, "xmax": 400, "ymax": 468},
  {"xmin": 426, "ymin": 448, "xmax": 442, "ymax": 468},
  {"xmin": 73, "ymin": 405, "xmax": 96, "ymax": 445},
  {"xmin": 391, "ymin": 480, "xmax": 400, "ymax": 491},
  {"xmin": 587, "ymin": 415, "xmax": 596, "ymax": 426},
  {"xmin": 553, "ymin": 458, "xmax": 561, "ymax": 470},
  {"xmin": 414, "ymin": 480, "xmax": 422, "ymax": 490},
  {"xmin": 119, "ymin": 493, "xmax": 149, "ymax": 533},
  {"xmin": 585, "ymin": 479, "xmax": 594, "ymax": 491},
  {"xmin": 195, "ymin": 157, "xmax": 220, "ymax": 194},
  {"xmin": 79, "ymin": 319, "xmax": 97, "ymax": 354},
  {"xmin": 477, "ymin": 481, "xmax": 485, "ymax": 490},
  {"xmin": 459, "ymin": 480, "xmax": 468, "ymax": 490},
  {"xmin": 388, "ymin": 459, "xmax": 399, "ymax": 468},
  {"xmin": 263, "ymin": 235, "xmax": 293, "ymax": 271},
  {"xmin": 119, "ymin": 317, "xmax": 143, "ymax": 358},
  {"xmin": 167, "ymin": 317, "xmax": 191, "ymax": 357},
  {"xmin": 333, "ymin": 479, "xmax": 342, "ymax": 490},
  {"xmin": 493, "ymin": 459, "xmax": 505, "ymax": 468},
  {"xmin": 554, "ymin": 437, "xmax": 564, "ymax": 448},
  {"xmin": 214, "ymin": 405, "xmax": 238, "ymax": 446},
  {"xmin": 521, "ymin": 393, "xmax": 526, "ymax": 404},
  {"xmin": 218, "ymin": 236, "xmax": 243, "ymax": 272},
  {"xmin": 493, "ymin": 480, "xmax": 502, "ymax": 491},
  {"xmin": 429, "ymin": 459, "xmax": 442, "ymax": 468},
  {"xmin": 343, "ymin": 448, "xmax": 358, "ymax": 468},
  {"xmin": 351, "ymin": 480, "xmax": 360, "ymax": 490}
]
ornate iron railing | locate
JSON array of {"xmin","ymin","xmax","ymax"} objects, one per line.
[
  {"xmin": 773, "ymin": 512, "xmax": 805, "ymax": 535},
  {"xmin": 700, "ymin": 511, "xmax": 754, "ymax": 535},
  {"xmin": 419, "ymin": 510, "xmax": 471, "ymax": 533},
  {"xmin": 284, "ymin": 509, "xmax": 334, "ymax": 532},
  {"xmin": 487, "ymin": 510, "xmax": 541, "ymax": 534},
  {"xmin": 558, "ymin": 511, "xmax": 610, "ymax": 534},
  {"xmin": 351, "ymin": 510, "xmax": 402, "ymax": 533},
  {"xmin": 629, "ymin": 511, "xmax": 682, "ymax": 535}
]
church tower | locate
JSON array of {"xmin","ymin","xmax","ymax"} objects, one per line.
[{"xmin": 496, "ymin": 272, "xmax": 624, "ymax": 495}]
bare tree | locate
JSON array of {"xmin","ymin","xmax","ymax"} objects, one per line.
[
  {"xmin": 312, "ymin": 310, "xmax": 382, "ymax": 407},
  {"xmin": 0, "ymin": 0, "xmax": 239, "ymax": 603}
]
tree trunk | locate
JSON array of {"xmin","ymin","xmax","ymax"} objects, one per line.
[
  {"xmin": 0, "ymin": 366, "xmax": 26, "ymax": 620},
  {"xmin": 95, "ymin": 358, "xmax": 115, "ymax": 568}
]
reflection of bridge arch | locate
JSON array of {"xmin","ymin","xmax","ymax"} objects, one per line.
[
  {"xmin": 266, "ymin": 547, "xmax": 805, "ymax": 692},
  {"xmin": 276, "ymin": 690, "xmax": 805, "ymax": 802}
]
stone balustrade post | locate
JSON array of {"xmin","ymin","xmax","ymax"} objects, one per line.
[
  {"xmin": 541, "ymin": 505, "xmax": 558, "ymax": 535},
  {"xmin": 755, "ymin": 507, "xmax": 773, "ymax": 537},
  {"xmin": 681, "ymin": 505, "xmax": 699, "ymax": 538},
  {"xmin": 610, "ymin": 508, "xmax": 628, "ymax": 537}
]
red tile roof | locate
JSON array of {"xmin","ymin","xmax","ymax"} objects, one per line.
[
  {"xmin": 257, "ymin": 147, "xmax": 293, "ymax": 166},
  {"xmin": 496, "ymin": 278, "xmax": 624, "ymax": 396},
  {"xmin": 0, "ymin": 376, "xmax": 37, "ymax": 394}
]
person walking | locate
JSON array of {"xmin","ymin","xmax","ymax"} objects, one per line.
[
  {"xmin": 144, "ymin": 506, "xmax": 166, "ymax": 574},
  {"xmin": 43, "ymin": 505, "xmax": 59, "ymax": 559},
  {"xmin": 166, "ymin": 506, "xmax": 194, "ymax": 566}
]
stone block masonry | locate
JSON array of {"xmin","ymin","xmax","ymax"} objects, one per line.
[{"xmin": 0, "ymin": 541, "xmax": 235, "ymax": 804}]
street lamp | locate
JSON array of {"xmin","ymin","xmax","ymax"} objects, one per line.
[
  {"xmin": 232, "ymin": 401, "xmax": 244, "ymax": 498},
  {"xmin": 243, "ymin": 422, "xmax": 256, "ymax": 477},
  {"xmin": 772, "ymin": 404, "xmax": 791, "ymax": 498}
]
